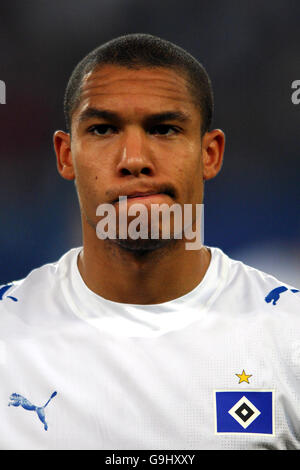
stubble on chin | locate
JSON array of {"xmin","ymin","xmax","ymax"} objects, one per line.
[{"xmin": 110, "ymin": 236, "xmax": 179, "ymax": 253}]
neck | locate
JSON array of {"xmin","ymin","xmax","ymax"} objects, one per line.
[{"xmin": 77, "ymin": 225, "xmax": 211, "ymax": 305}]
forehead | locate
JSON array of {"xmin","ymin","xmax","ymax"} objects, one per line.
[{"xmin": 74, "ymin": 65, "xmax": 197, "ymax": 120}]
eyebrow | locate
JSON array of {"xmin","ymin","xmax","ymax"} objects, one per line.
[
  {"xmin": 77, "ymin": 107, "xmax": 191, "ymax": 125},
  {"xmin": 78, "ymin": 108, "xmax": 120, "ymax": 124},
  {"xmin": 145, "ymin": 111, "xmax": 191, "ymax": 125}
]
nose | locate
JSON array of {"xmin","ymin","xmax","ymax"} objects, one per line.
[{"xmin": 116, "ymin": 126, "xmax": 155, "ymax": 177}]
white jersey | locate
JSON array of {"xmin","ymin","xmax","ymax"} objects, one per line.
[{"xmin": 0, "ymin": 246, "xmax": 299, "ymax": 450}]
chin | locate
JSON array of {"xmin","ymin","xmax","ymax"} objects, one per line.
[{"xmin": 110, "ymin": 237, "xmax": 178, "ymax": 253}]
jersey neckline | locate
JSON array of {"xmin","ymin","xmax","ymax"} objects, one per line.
[{"xmin": 59, "ymin": 245, "xmax": 229, "ymax": 337}]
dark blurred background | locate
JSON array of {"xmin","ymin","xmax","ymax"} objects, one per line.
[{"xmin": 0, "ymin": 0, "xmax": 299, "ymax": 286}]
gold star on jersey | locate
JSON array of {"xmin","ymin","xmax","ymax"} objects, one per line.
[{"xmin": 236, "ymin": 370, "xmax": 252, "ymax": 384}]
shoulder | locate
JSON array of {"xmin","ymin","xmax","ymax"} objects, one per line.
[
  {"xmin": 0, "ymin": 247, "xmax": 81, "ymax": 318},
  {"xmin": 209, "ymin": 246, "xmax": 300, "ymax": 314}
]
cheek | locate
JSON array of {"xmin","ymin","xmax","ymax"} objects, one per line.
[
  {"xmin": 171, "ymin": 146, "xmax": 203, "ymax": 203},
  {"xmin": 185, "ymin": 169, "xmax": 204, "ymax": 204},
  {"xmin": 72, "ymin": 148, "xmax": 108, "ymax": 210}
]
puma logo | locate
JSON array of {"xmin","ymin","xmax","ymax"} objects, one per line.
[
  {"xmin": 0, "ymin": 285, "xmax": 18, "ymax": 302},
  {"xmin": 265, "ymin": 286, "xmax": 299, "ymax": 306},
  {"xmin": 8, "ymin": 391, "xmax": 57, "ymax": 431}
]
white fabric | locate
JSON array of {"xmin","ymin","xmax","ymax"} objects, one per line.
[{"xmin": 0, "ymin": 246, "xmax": 299, "ymax": 449}]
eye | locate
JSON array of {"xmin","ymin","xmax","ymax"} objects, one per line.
[
  {"xmin": 149, "ymin": 125, "xmax": 180, "ymax": 136},
  {"xmin": 88, "ymin": 124, "xmax": 118, "ymax": 136}
]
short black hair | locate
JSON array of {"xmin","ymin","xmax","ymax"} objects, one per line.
[{"xmin": 64, "ymin": 33, "xmax": 214, "ymax": 135}]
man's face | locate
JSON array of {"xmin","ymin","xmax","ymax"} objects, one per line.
[
  {"xmin": 58, "ymin": 64, "xmax": 221, "ymax": 249},
  {"xmin": 72, "ymin": 65, "xmax": 203, "ymax": 214}
]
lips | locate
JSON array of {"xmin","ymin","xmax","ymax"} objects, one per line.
[
  {"xmin": 115, "ymin": 193, "xmax": 169, "ymax": 204},
  {"xmin": 112, "ymin": 189, "xmax": 173, "ymax": 204},
  {"xmin": 109, "ymin": 182, "xmax": 176, "ymax": 204},
  {"xmin": 127, "ymin": 192, "xmax": 162, "ymax": 198}
]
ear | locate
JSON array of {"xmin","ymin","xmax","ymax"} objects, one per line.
[
  {"xmin": 201, "ymin": 129, "xmax": 225, "ymax": 181},
  {"xmin": 53, "ymin": 130, "xmax": 75, "ymax": 180}
]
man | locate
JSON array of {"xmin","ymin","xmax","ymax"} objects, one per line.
[{"xmin": 0, "ymin": 34, "xmax": 299, "ymax": 450}]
